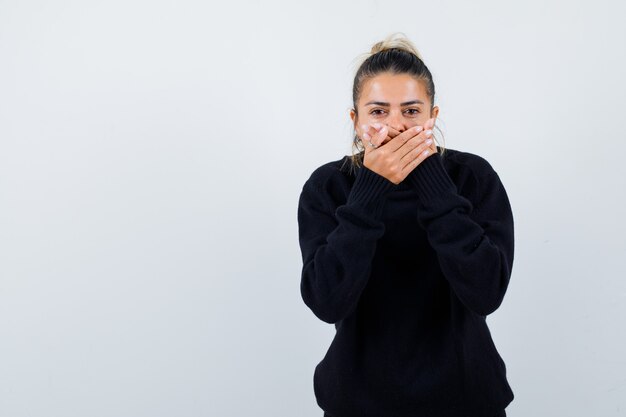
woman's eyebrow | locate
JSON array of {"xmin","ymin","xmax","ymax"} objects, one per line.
[{"xmin": 364, "ymin": 100, "xmax": 424, "ymax": 106}]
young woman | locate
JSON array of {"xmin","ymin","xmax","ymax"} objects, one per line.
[{"xmin": 297, "ymin": 33, "xmax": 515, "ymax": 417}]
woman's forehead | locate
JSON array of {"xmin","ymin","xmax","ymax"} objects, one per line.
[{"xmin": 361, "ymin": 74, "xmax": 428, "ymax": 104}]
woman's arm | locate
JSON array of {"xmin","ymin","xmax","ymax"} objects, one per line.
[
  {"xmin": 297, "ymin": 165, "xmax": 396, "ymax": 324},
  {"xmin": 406, "ymin": 152, "xmax": 515, "ymax": 316}
]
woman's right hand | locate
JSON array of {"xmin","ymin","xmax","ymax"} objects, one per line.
[{"xmin": 360, "ymin": 119, "xmax": 435, "ymax": 185}]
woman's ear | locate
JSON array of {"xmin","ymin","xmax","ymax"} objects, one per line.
[
  {"xmin": 431, "ymin": 106, "xmax": 440, "ymax": 119},
  {"xmin": 350, "ymin": 109, "xmax": 358, "ymax": 133}
]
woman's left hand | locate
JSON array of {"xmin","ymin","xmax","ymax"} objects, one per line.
[{"xmin": 383, "ymin": 120, "xmax": 437, "ymax": 155}]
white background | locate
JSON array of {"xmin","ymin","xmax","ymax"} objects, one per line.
[{"xmin": 1, "ymin": 1, "xmax": 625, "ymax": 416}]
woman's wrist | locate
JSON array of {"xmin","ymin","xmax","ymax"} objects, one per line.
[{"xmin": 406, "ymin": 152, "xmax": 457, "ymax": 200}]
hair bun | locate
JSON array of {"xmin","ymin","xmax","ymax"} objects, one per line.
[{"xmin": 370, "ymin": 32, "xmax": 422, "ymax": 60}]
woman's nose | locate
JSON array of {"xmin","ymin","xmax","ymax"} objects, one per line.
[{"xmin": 387, "ymin": 112, "xmax": 406, "ymax": 132}]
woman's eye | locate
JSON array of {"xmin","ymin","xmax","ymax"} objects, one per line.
[{"xmin": 370, "ymin": 109, "xmax": 420, "ymax": 116}]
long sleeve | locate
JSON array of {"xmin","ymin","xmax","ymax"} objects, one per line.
[
  {"xmin": 406, "ymin": 152, "xmax": 515, "ymax": 316},
  {"xmin": 297, "ymin": 165, "xmax": 396, "ymax": 324}
]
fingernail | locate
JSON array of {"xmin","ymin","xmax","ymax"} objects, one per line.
[
  {"xmin": 426, "ymin": 138, "xmax": 432, "ymax": 144},
  {"xmin": 363, "ymin": 132, "xmax": 371, "ymax": 140},
  {"xmin": 425, "ymin": 130, "xmax": 432, "ymax": 137},
  {"xmin": 414, "ymin": 126, "xmax": 423, "ymax": 132}
]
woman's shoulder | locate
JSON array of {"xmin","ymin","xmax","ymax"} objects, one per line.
[
  {"xmin": 303, "ymin": 155, "xmax": 354, "ymax": 188},
  {"xmin": 301, "ymin": 148, "xmax": 501, "ymax": 196},
  {"xmin": 443, "ymin": 146, "xmax": 497, "ymax": 176},
  {"xmin": 442, "ymin": 147, "xmax": 506, "ymax": 202},
  {"xmin": 299, "ymin": 156, "xmax": 359, "ymax": 208}
]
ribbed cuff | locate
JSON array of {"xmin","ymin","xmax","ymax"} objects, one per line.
[
  {"xmin": 347, "ymin": 165, "xmax": 396, "ymax": 210},
  {"xmin": 407, "ymin": 152, "xmax": 457, "ymax": 200}
]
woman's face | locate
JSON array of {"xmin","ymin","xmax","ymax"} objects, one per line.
[{"xmin": 350, "ymin": 72, "xmax": 439, "ymax": 146}]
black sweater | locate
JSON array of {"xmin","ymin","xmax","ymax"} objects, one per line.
[{"xmin": 297, "ymin": 147, "xmax": 515, "ymax": 417}]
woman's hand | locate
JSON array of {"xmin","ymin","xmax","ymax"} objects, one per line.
[
  {"xmin": 382, "ymin": 122, "xmax": 437, "ymax": 155},
  {"xmin": 360, "ymin": 118, "xmax": 437, "ymax": 185}
]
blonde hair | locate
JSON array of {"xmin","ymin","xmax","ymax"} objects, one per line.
[
  {"xmin": 353, "ymin": 32, "xmax": 425, "ymax": 67},
  {"xmin": 346, "ymin": 32, "xmax": 447, "ymax": 174}
]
